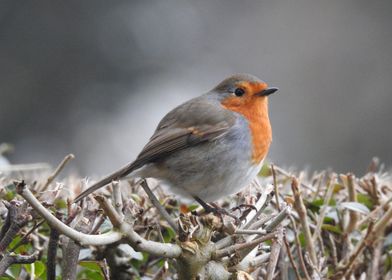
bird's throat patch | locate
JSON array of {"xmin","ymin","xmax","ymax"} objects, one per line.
[{"xmin": 221, "ymin": 97, "xmax": 272, "ymax": 163}]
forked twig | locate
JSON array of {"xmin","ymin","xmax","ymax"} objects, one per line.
[{"xmin": 39, "ymin": 154, "xmax": 75, "ymax": 192}]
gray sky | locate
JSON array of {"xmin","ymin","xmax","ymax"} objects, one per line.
[{"xmin": 0, "ymin": 0, "xmax": 391, "ymax": 176}]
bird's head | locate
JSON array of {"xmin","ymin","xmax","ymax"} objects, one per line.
[{"xmin": 213, "ymin": 73, "xmax": 278, "ymax": 116}]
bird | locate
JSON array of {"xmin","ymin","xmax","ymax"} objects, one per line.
[{"xmin": 74, "ymin": 73, "xmax": 278, "ymax": 208}]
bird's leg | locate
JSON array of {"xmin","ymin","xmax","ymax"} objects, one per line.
[
  {"xmin": 230, "ymin": 204, "xmax": 258, "ymax": 223},
  {"xmin": 231, "ymin": 204, "xmax": 257, "ymax": 213},
  {"xmin": 193, "ymin": 196, "xmax": 240, "ymax": 223},
  {"xmin": 193, "ymin": 196, "xmax": 216, "ymax": 213}
]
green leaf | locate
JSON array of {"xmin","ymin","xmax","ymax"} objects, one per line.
[
  {"xmin": 24, "ymin": 261, "xmax": 45, "ymax": 278},
  {"xmin": 0, "ymin": 276, "xmax": 16, "ymax": 280},
  {"xmin": 78, "ymin": 269, "xmax": 104, "ymax": 280},
  {"xmin": 357, "ymin": 193, "xmax": 374, "ymax": 210},
  {"xmin": 8, "ymin": 264, "xmax": 21, "ymax": 278},
  {"xmin": 298, "ymin": 233, "xmax": 306, "ymax": 247},
  {"xmin": 187, "ymin": 204, "xmax": 199, "ymax": 212},
  {"xmin": 3, "ymin": 183, "xmax": 16, "ymax": 201},
  {"xmin": 79, "ymin": 261, "xmax": 102, "ymax": 272},
  {"xmin": 322, "ymin": 224, "xmax": 343, "ymax": 234},
  {"xmin": 258, "ymin": 162, "xmax": 271, "ymax": 177},
  {"xmin": 385, "ymin": 252, "xmax": 392, "ymax": 272},
  {"xmin": 163, "ymin": 226, "xmax": 176, "ymax": 243},
  {"xmin": 308, "ymin": 198, "xmax": 336, "ymax": 213},
  {"xmin": 332, "ymin": 183, "xmax": 344, "ymax": 193},
  {"xmin": 323, "ymin": 216, "xmax": 335, "ymax": 224},
  {"xmin": 54, "ymin": 199, "xmax": 67, "ymax": 209}
]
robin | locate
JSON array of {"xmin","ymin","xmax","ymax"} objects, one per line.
[{"xmin": 74, "ymin": 74, "xmax": 278, "ymax": 209}]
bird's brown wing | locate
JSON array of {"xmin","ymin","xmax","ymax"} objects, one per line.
[{"xmin": 74, "ymin": 97, "xmax": 236, "ymax": 203}]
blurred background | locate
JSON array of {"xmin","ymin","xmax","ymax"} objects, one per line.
[{"xmin": 0, "ymin": 0, "xmax": 391, "ymax": 176}]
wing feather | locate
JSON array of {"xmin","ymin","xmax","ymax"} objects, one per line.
[{"xmin": 73, "ymin": 96, "xmax": 236, "ymax": 203}]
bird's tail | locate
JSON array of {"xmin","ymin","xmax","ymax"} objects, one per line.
[{"xmin": 73, "ymin": 161, "xmax": 139, "ymax": 203}]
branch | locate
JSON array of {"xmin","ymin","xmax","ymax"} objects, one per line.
[
  {"xmin": 213, "ymin": 231, "xmax": 277, "ymax": 259},
  {"xmin": 290, "ymin": 215, "xmax": 311, "ymax": 280},
  {"xmin": 95, "ymin": 195, "xmax": 123, "ymax": 228},
  {"xmin": 283, "ymin": 235, "xmax": 301, "ymax": 280},
  {"xmin": 111, "ymin": 181, "xmax": 123, "ymax": 219},
  {"xmin": 0, "ymin": 201, "xmax": 30, "ymax": 252},
  {"xmin": 0, "ymin": 201, "xmax": 11, "ymax": 241},
  {"xmin": 291, "ymin": 177, "xmax": 318, "ymax": 267},
  {"xmin": 271, "ymin": 164, "xmax": 281, "ymax": 211},
  {"xmin": 344, "ymin": 173, "xmax": 359, "ymax": 233},
  {"xmin": 139, "ymin": 179, "xmax": 178, "ymax": 232},
  {"xmin": 263, "ymin": 206, "xmax": 291, "ymax": 232},
  {"xmin": 15, "ymin": 181, "xmax": 122, "ymax": 246},
  {"xmin": 266, "ymin": 227, "xmax": 284, "ymax": 280},
  {"xmin": 273, "ymin": 165, "xmax": 314, "ymax": 191},
  {"xmin": 215, "ymin": 184, "xmax": 274, "ymax": 250},
  {"xmin": 62, "ymin": 209, "xmax": 96, "ymax": 280},
  {"xmin": 39, "ymin": 154, "xmax": 75, "ymax": 191},
  {"xmin": 0, "ymin": 252, "xmax": 38, "ymax": 275},
  {"xmin": 243, "ymin": 184, "xmax": 274, "ymax": 229},
  {"xmin": 234, "ymin": 252, "xmax": 270, "ymax": 272},
  {"xmin": 312, "ymin": 175, "xmax": 335, "ymax": 242},
  {"xmin": 332, "ymin": 222, "xmax": 374, "ymax": 279},
  {"xmin": 47, "ymin": 226, "xmax": 59, "ymax": 280},
  {"xmin": 96, "ymin": 194, "xmax": 182, "ymax": 258}
]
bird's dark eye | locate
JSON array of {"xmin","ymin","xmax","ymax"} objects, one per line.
[{"xmin": 234, "ymin": 88, "xmax": 245, "ymax": 97}]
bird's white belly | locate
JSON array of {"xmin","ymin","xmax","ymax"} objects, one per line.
[{"xmin": 193, "ymin": 162, "xmax": 263, "ymax": 202}]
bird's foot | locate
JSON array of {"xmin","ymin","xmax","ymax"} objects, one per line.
[
  {"xmin": 230, "ymin": 203, "xmax": 257, "ymax": 213},
  {"xmin": 231, "ymin": 203, "xmax": 258, "ymax": 223},
  {"xmin": 193, "ymin": 196, "xmax": 241, "ymax": 224}
]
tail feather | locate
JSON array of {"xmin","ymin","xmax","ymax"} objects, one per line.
[{"xmin": 73, "ymin": 161, "xmax": 139, "ymax": 203}]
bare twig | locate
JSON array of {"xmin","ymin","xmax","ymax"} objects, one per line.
[
  {"xmin": 95, "ymin": 195, "xmax": 123, "ymax": 228},
  {"xmin": 40, "ymin": 154, "xmax": 75, "ymax": 191},
  {"xmin": 344, "ymin": 173, "xmax": 359, "ymax": 233},
  {"xmin": 333, "ymin": 222, "xmax": 375, "ymax": 279},
  {"xmin": 152, "ymin": 260, "xmax": 169, "ymax": 280},
  {"xmin": 335, "ymin": 203, "xmax": 392, "ymax": 279},
  {"xmin": 95, "ymin": 191, "xmax": 182, "ymax": 258},
  {"xmin": 271, "ymin": 164, "xmax": 281, "ymax": 211},
  {"xmin": 312, "ymin": 174, "xmax": 335, "ymax": 242},
  {"xmin": 274, "ymin": 165, "xmax": 314, "ymax": 191},
  {"xmin": 291, "ymin": 177, "xmax": 318, "ymax": 268},
  {"xmin": 16, "ymin": 181, "xmax": 122, "ymax": 246},
  {"xmin": 369, "ymin": 239, "xmax": 383, "ymax": 280},
  {"xmin": 0, "ymin": 201, "xmax": 30, "ymax": 252},
  {"xmin": 62, "ymin": 209, "xmax": 96, "ymax": 280},
  {"xmin": 213, "ymin": 231, "xmax": 277, "ymax": 259},
  {"xmin": 89, "ymin": 213, "xmax": 106, "ymax": 234},
  {"xmin": 266, "ymin": 227, "xmax": 284, "ymax": 280},
  {"xmin": 244, "ymin": 184, "xmax": 274, "ymax": 229},
  {"xmin": 283, "ymin": 235, "xmax": 301, "ymax": 280},
  {"xmin": 0, "ymin": 163, "xmax": 51, "ymax": 173},
  {"xmin": 328, "ymin": 233, "xmax": 338, "ymax": 268},
  {"xmin": 111, "ymin": 181, "xmax": 123, "ymax": 218},
  {"xmin": 263, "ymin": 206, "xmax": 291, "ymax": 232},
  {"xmin": 0, "ymin": 252, "xmax": 38, "ymax": 275},
  {"xmin": 47, "ymin": 226, "xmax": 59, "ymax": 280},
  {"xmin": 311, "ymin": 171, "xmax": 325, "ymax": 200},
  {"xmin": 139, "ymin": 179, "xmax": 178, "ymax": 232},
  {"xmin": 234, "ymin": 229, "xmax": 266, "ymax": 235},
  {"xmin": 234, "ymin": 252, "xmax": 270, "ymax": 272},
  {"xmin": 10, "ymin": 220, "xmax": 44, "ymax": 252},
  {"xmin": 0, "ymin": 201, "xmax": 11, "ymax": 241},
  {"xmin": 290, "ymin": 214, "xmax": 311, "ymax": 280}
]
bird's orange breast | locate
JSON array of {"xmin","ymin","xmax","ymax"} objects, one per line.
[{"xmin": 221, "ymin": 87, "xmax": 272, "ymax": 163}]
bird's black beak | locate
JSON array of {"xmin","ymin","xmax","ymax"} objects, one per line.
[{"xmin": 256, "ymin": 87, "xmax": 279, "ymax": 97}]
